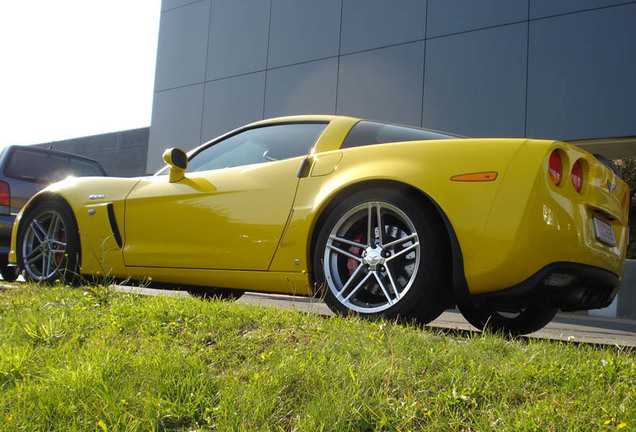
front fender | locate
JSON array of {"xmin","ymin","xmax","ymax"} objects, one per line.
[{"xmin": 10, "ymin": 176, "xmax": 142, "ymax": 276}]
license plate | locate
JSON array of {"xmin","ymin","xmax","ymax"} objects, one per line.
[{"xmin": 593, "ymin": 216, "xmax": 616, "ymax": 247}]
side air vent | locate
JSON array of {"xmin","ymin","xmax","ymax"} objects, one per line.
[{"xmin": 106, "ymin": 203, "xmax": 123, "ymax": 248}]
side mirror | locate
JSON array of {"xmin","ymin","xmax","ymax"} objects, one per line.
[{"xmin": 162, "ymin": 148, "xmax": 188, "ymax": 183}]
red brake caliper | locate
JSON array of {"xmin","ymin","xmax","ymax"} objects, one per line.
[{"xmin": 347, "ymin": 233, "xmax": 364, "ymax": 275}]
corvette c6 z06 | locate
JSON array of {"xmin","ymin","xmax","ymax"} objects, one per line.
[{"xmin": 10, "ymin": 116, "xmax": 629, "ymax": 334}]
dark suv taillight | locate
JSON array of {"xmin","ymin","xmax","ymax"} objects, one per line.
[{"xmin": 0, "ymin": 181, "xmax": 10, "ymax": 206}]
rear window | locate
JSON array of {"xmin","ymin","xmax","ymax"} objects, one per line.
[
  {"xmin": 4, "ymin": 148, "xmax": 105, "ymax": 184},
  {"xmin": 341, "ymin": 121, "xmax": 460, "ymax": 149}
]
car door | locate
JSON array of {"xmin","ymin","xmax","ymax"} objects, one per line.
[{"xmin": 122, "ymin": 122, "xmax": 327, "ymax": 271}]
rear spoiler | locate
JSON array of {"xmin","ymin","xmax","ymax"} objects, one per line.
[{"xmin": 592, "ymin": 153, "xmax": 623, "ymax": 179}]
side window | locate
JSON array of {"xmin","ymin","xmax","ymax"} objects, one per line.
[
  {"xmin": 341, "ymin": 121, "xmax": 459, "ymax": 149},
  {"xmin": 187, "ymin": 123, "xmax": 327, "ymax": 173}
]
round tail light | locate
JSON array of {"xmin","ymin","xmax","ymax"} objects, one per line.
[
  {"xmin": 571, "ymin": 160, "xmax": 584, "ymax": 193},
  {"xmin": 549, "ymin": 151, "xmax": 562, "ymax": 186}
]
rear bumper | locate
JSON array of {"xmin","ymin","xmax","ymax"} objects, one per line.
[{"xmin": 470, "ymin": 262, "xmax": 620, "ymax": 311}]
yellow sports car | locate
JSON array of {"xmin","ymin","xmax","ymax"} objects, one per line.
[{"xmin": 9, "ymin": 115, "xmax": 629, "ymax": 334}]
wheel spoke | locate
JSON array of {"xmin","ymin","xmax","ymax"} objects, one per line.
[
  {"xmin": 336, "ymin": 263, "xmax": 365, "ymax": 299},
  {"xmin": 327, "ymin": 243, "xmax": 362, "ymax": 262},
  {"xmin": 47, "ymin": 252, "xmax": 56, "ymax": 275},
  {"xmin": 48, "ymin": 239, "xmax": 67, "ymax": 249},
  {"xmin": 375, "ymin": 203, "xmax": 383, "ymax": 246},
  {"xmin": 383, "ymin": 264, "xmax": 400, "ymax": 299},
  {"xmin": 372, "ymin": 271, "xmax": 394, "ymax": 306},
  {"xmin": 366, "ymin": 203, "xmax": 373, "ymax": 247},
  {"xmin": 26, "ymin": 250, "xmax": 43, "ymax": 265},
  {"xmin": 29, "ymin": 220, "xmax": 47, "ymax": 242},
  {"xmin": 342, "ymin": 271, "xmax": 373, "ymax": 302},
  {"xmin": 47, "ymin": 214, "xmax": 61, "ymax": 237},
  {"xmin": 26, "ymin": 246, "xmax": 43, "ymax": 261},
  {"xmin": 386, "ymin": 242, "xmax": 419, "ymax": 262},
  {"xmin": 41, "ymin": 252, "xmax": 48, "ymax": 279},
  {"xmin": 328, "ymin": 234, "xmax": 365, "ymax": 250},
  {"xmin": 383, "ymin": 233, "xmax": 417, "ymax": 250}
]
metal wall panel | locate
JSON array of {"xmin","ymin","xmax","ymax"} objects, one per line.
[
  {"xmin": 267, "ymin": 0, "xmax": 341, "ymax": 68},
  {"xmin": 161, "ymin": 0, "xmax": 202, "ymax": 12},
  {"xmin": 527, "ymin": 4, "xmax": 636, "ymax": 140},
  {"xmin": 423, "ymin": 23, "xmax": 528, "ymax": 137},
  {"xmin": 206, "ymin": 0, "xmax": 270, "ymax": 80},
  {"xmin": 264, "ymin": 58, "xmax": 338, "ymax": 118},
  {"xmin": 337, "ymin": 42, "xmax": 425, "ymax": 127},
  {"xmin": 427, "ymin": 0, "xmax": 527, "ymax": 38},
  {"xmin": 148, "ymin": 84, "xmax": 205, "ymax": 172},
  {"xmin": 530, "ymin": 0, "xmax": 634, "ymax": 19},
  {"xmin": 154, "ymin": 1, "xmax": 210, "ymax": 91},
  {"xmin": 340, "ymin": 0, "xmax": 427, "ymax": 54},
  {"xmin": 200, "ymin": 72, "xmax": 266, "ymax": 143}
]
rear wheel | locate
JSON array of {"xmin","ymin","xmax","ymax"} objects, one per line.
[
  {"xmin": 313, "ymin": 189, "xmax": 451, "ymax": 323},
  {"xmin": 458, "ymin": 302, "xmax": 558, "ymax": 335},
  {"xmin": 17, "ymin": 200, "xmax": 80, "ymax": 284}
]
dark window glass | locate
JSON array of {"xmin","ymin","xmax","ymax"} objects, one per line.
[
  {"xmin": 5, "ymin": 148, "xmax": 106, "ymax": 184},
  {"xmin": 187, "ymin": 123, "xmax": 327, "ymax": 173},
  {"xmin": 341, "ymin": 121, "xmax": 460, "ymax": 149}
]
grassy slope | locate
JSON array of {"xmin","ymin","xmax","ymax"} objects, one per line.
[{"xmin": 0, "ymin": 285, "xmax": 634, "ymax": 432}]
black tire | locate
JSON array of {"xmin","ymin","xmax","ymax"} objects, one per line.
[
  {"xmin": 0, "ymin": 264, "xmax": 20, "ymax": 282},
  {"xmin": 16, "ymin": 200, "xmax": 81, "ymax": 284},
  {"xmin": 313, "ymin": 188, "xmax": 451, "ymax": 323},
  {"xmin": 188, "ymin": 287, "xmax": 245, "ymax": 301},
  {"xmin": 458, "ymin": 302, "xmax": 558, "ymax": 336}
]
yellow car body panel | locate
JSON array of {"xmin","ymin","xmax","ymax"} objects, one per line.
[
  {"xmin": 9, "ymin": 115, "xmax": 628, "ymax": 304},
  {"xmin": 122, "ymin": 156, "xmax": 302, "ymax": 271}
]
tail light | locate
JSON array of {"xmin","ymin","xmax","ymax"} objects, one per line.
[
  {"xmin": 571, "ymin": 160, "xmax": 584, "ymax": 193},
  {"xmin": 549, "ymin": 150, "xmax": 562, "ymax": 186},
  {"xmin": 0, "ymin": 181, "xmax": 9, "ymax": 206}
]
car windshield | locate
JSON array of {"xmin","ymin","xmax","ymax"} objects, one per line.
[{"xmin": 4, "ymin": 148, "xmax": 105, "ymax": 184}]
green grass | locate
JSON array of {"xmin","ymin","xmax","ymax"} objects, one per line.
[{"xmin": 0, "ymin": 284, "xmax": 634, "ymax": 431}]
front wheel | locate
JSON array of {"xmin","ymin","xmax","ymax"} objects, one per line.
[
  {"xmin": 313, "ymin": 189, "xmax": 451, "ymax": 323},
  {"xmin": 17, "ymin": 200, "xmax": 80, "ymax": 284},
  {"xmin": 458, "ymin": 302, "xmax": 558, "ymax": 335}
]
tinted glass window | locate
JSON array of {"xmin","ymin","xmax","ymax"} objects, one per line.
[
  {"xmin": 5, "ymin": 148, "xmax": 105, "ymax": 184},
  {"xmin": 187, "ymin": 123, "xmax": 327, "ymax": 173},
  {"xmin": 341, "ymin": 121, "xmax": 459, "ymax": 149}
]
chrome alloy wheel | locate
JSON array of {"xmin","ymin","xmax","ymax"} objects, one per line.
[
  {"xmin": 323, "ymin": 201, "xmax": 420, "ymax": 313},
  {"xmin": 21, "ymin": 210, "xmax": 68, "ymax": 281}
]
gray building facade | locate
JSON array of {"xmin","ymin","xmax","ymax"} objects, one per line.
[{"xmin": 148, "ymin": 0, "xmax": 636, "ymax": 172}]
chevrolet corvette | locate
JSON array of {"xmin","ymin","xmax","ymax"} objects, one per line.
[{"xmin": 9, "ymin": 115, "xmax": 629, "ymax": 334}]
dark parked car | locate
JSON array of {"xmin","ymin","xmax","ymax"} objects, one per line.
[{"xmin": 0, "ymin": 145, "xmax": 107, "ymax": 280}]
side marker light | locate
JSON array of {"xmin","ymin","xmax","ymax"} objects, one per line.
[{"xmin": 451, "ymin": 172, "xmax": 498, "ymax": 182}]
